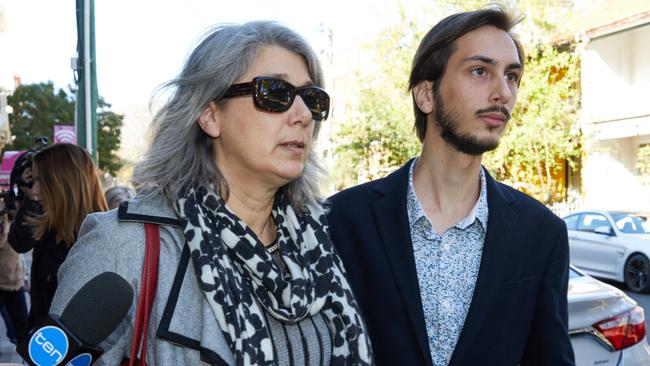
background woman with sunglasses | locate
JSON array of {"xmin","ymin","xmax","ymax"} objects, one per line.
[{"xmin": 51, "ymin": 21, "xmax": 373, "ymax": 365}]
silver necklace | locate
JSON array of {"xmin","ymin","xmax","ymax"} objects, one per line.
[{"xmin": 266, "ymin": 238, "xmax": 279, "ymax": 253}]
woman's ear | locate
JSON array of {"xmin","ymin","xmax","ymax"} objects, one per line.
[
  {"xmin": 197, "ymin": 102, "xmax": 221, "ymax": 138},
  {"xmin": 412, "ymin": 80, "xmax": 435, "ymax": 114}
]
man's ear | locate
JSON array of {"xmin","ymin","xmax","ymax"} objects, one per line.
[
  {"xmin": 412, "ymin": 80, "xmax": 434, "ymax": 114},
  {"xmin": 197, "ymin": 102, "xmax": 221, "ymax": 138}
]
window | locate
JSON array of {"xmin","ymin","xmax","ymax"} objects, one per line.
[
  {"xmin": 577, "ymin": 213, "xmax": 611, "ymax": 233},
  {"xmin": 563, "ymin": 214, "xmax": 580, "ymax": 230},
  {"xmin": 609, "ymin": 212, "xmax": 650, "ymax": 234}
]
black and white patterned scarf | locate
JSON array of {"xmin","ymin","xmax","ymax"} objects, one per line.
[{"xmin": 176, "ymin": 186, "xmax": 373, "ymax": 366}]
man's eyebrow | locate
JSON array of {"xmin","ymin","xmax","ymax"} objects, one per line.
[
  {"xmin": 462, "ymin": 55, "xmax": 496, "ymax": 65},
  {"xmin": 506, "ymin": 62, "xmax": 523, "ymax": 71},
  {"xmin": 462, "ymin": 55, "xmax": 523, "ymax": 71}
]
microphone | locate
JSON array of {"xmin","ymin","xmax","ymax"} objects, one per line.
[{"xmin": 17, "ymin": 272, "xmax": 133, "ymax": 366}]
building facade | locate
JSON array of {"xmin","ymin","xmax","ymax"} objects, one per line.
[{"xmin": 575, "ymin": 1, "xmax": 650, "ymax": 211}]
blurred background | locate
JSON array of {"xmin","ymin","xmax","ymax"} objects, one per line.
[{"xmin": 0, "ymin": 0, "xmax": 648, "ymax": 210}]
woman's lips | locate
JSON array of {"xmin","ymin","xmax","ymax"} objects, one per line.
[{"xmin": 279, "ymin": 141, "xmax": 306, "ymax": 154}]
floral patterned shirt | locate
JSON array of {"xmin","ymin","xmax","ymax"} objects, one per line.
[{"xmin": 407, "ymin": 159, "xmax": 489, "ymax": 366}]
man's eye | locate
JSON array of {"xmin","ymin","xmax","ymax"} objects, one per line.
[
  {"xmin": 506, "ymin": 72, "xmax": 520, "ymax": 82},
  {"xmin": 471, "ymin": 67, "xmax": 486, "ymax": 76}
]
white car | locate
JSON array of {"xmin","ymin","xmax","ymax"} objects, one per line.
[
  {"xmin": 569, "ymin": 266, "xmax": 650, "ymax": 365},
  {"xmin": 563, "ymin": 211, "xmax": 650, "ymax": 293}
]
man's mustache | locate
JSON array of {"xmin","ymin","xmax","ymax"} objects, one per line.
[{"xmin": 475, "ymin": 106, "xmax": 511, "ymax": 122}]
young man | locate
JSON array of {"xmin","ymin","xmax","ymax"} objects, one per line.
[{"xmin": 327, "ymin": 7, "xmax": 575, "ymax": 366}]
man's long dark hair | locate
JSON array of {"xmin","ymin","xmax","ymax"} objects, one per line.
[{"xmin": 408, "ymin": 5, "xmax": 525, "ymax": 142}]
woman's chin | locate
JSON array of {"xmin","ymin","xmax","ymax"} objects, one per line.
[{"xmin": 274, "ymin": 164, "xmax": 306, "ymax": 184}]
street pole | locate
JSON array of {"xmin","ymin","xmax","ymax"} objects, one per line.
[{"xmin": 84, "ymin": 0, "xmax": 92, "ymax": 156}]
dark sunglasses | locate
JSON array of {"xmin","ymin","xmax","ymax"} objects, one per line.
[{"xmin": 221, "ymin": 77, "xmax": 330, "ymax": 121}]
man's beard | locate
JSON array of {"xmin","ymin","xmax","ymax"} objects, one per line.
[{"xmin": 433, "ymin": 89, "xmax": 507, "ymax": 156}]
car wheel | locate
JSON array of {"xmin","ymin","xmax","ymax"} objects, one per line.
[{"xmin": 624, "ymin": 254, "xmax": 650, "ymax": 293}]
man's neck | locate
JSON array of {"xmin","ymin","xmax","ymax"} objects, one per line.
[{"xmin": 413, "ymin": 135, "xmax": 483, "ymax": 233}]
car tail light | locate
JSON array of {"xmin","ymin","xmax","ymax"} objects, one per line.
[{"xmin": 593, "ymin": 306, "xmax": 646, "ymax": 350}]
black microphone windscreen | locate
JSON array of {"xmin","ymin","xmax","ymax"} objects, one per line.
[{"xmin": 60, "ymin": 271, "xmax": 134, "ymax": 346}]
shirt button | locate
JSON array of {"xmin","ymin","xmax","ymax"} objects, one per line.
[
  {"xmin": 441, "ymin": 299, "xmax": 451, "ymax": 310},
  {"xmin": 442, "ymin": 242, "xmax": 450, "ymax": 251}
]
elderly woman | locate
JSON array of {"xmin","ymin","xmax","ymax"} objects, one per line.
[
  {"xmin": 104, "ymin": 185, "xmax": 136, "ymax": 210},
  {"xmin": 51, "ymin": 21, "xmax": 373, "ymax": 366}
]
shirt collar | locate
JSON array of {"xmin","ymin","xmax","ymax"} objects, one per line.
[
  {"xmin": 460, "ymin": 168, "xmax": 488, "ymax": 231},
  {"xmin": 406, "ymin": 158, "xmax": 426, "ymax": 229},
  {"xmin": 407, "ymin": 158, "xmax": 489, "ymax": 231}
]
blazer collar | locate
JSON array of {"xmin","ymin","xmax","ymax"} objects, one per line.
[
  {"xmin": 118, "ymin": 189, "xmax": 231, "ymax": 363},
  {"xmin": 372, "ymin": 161, "xmax": 519, "ymax": 366},
  {"xmin": 156, "ymin": 244, "xmax": 233, "ymax": 365},
  {"xmin": 372, "ymin": 158, "xmax": 434, "ymax": 366},
  {"xmin": 374, "ymin": 158, "xmax": 416, "ymax": 196},
  {"xmin": 449, "ymin": 171, "xmax": 519, "ymax": 366},
  {"xmin": 117, "ymin": 188, "xmax": 182, "ymax": 228}
]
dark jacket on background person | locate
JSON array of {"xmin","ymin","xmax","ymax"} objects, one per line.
[
  {"xmin": 0, "ymin": 214, "xmax": 29, "ymax": 342},
  {"xmin": 8, "ymin": 199, "xmax": 69, "ymax": 329},
  {"xmin": 326, "ymin": 160, "xmax": 574, "ymax": 366}
]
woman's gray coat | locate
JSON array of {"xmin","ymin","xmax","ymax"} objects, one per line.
[{"xmin": 50, "ymin": 191, "xmax": 235, "ymax": 365}]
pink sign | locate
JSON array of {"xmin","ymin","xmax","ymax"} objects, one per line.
[
  {"xmin": 54, "ymin": 125, "xmax": 76, "ymax": 144},
  {"xmin": 0, "ymin": 150, "xmax": 26, "ymax": 189}
]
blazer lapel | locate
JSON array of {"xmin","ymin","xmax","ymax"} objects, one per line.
[
  {"xmin": 372, "ymin": 160, "xmax": 433, "ymax": 366},
  {"xmin": 449, "ymin": 171, "xmax": 518, "ymax": 366}
]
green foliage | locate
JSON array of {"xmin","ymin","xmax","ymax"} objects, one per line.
[
  {"xmin": 7, "ymin": 82, "xmax": 74, "ymax": 149},
  {"xmin": 6, "ymin": 82, "xmax": 123, "ymax": 175},
  {"xmin": 330, "ymin": 0, "xmax": 583, "ymax": 203},
  {"xmin": 331, "ymin": 14, "xmax": 421, "ymax": 189},
  {"xmin": 636, "ymin": 144, "xmax": 650, "ymax": 187},
  {"xmin": 97, "ymin": 101, "xmax": 124, "ymax": 176}
]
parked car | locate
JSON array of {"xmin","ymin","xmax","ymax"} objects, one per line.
[
  {"xmin": 563, "ymin": 211, "xmax": 650, "ymax": 293},
  {"xmin": 569, "ymin": 266, "xmax": 650, "ymax": 365}
]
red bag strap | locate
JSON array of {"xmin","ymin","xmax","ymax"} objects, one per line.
[{"xmin": 128, "ymin": 223, "xmax": 160, "ymax": 366}]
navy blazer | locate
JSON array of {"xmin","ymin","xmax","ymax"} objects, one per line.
[{"xmin": 326, "ymin": 160, "xmax": 575, "ymax": 366}]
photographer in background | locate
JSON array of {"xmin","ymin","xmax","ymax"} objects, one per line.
[
  {"xmin": 0, "ymin": 197, "xmax": 28, "ymax": 347},
  {"xmin": 6, "ymin": 148, "xmax": 44, "ymax": 331}
]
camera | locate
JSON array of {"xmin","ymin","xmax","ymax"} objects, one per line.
[
  {"xmin": 33, "ymin": 136, "xmax": 48, "ymax": 148},
  {"xmin": 0, "ymin": 189, "xmax": 13, "ymax": 200},
  {"xmin": 0, "ymin": 189, "xmax": 13, "ymax": 217}
]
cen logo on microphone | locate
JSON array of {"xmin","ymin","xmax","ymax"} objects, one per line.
[{"xmin": 27, "ymin": 326, "xmax": 69, "ymax": 366}]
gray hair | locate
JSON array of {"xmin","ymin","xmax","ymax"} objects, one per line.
[
  {"xmin": 105, "ymin": 185, "xmax": 136, "ymax": 209},
  {"xmin": 132, "ymin": 21, "xmax": 325, "ymax": 212}
]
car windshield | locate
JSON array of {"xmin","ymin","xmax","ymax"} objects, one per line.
[{"xmin": 609, "ymin": 212, "xmax": 650, "ymax": 234}]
